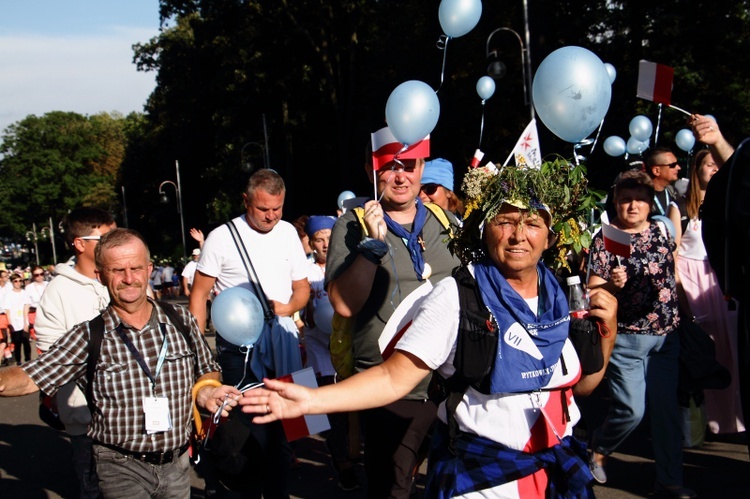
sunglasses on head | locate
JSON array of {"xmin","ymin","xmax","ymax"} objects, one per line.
[{"xmin": 421, "ymin": 183, "xmax": 439, "ymax": 195}]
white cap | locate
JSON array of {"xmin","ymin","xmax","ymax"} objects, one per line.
[
  {"xmin": 191, "ymin": 248, "xmax": 201, "ymax": 256},
  {"xmin": 566, "ymin": 275, "xmax": 581, "ymax": 286}
]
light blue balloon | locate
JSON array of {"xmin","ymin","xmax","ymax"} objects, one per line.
[
  {"xmin": 385, "ymin": 80, "xmax": 440, "ymax": 146},
  {"xmin": 603, "ymin": 136, "xmax": 626, "ymax": 157},
  {"xmin": 626, "ymin": 136, "xmax": 650, "ymax": 155},
  {"xmin": 212, "ymin": 287, "xmax": 265, "ymax": 347},
  {"xmin": 629, "ymin": 115, "xmax": 653, "ymax": 142},
  {"xmin": 675, "ymin": 128, "xmax": 696, "ymax": 152},
  {"xmin": 604, "ymin": 63, "xmax": 617, "ymax": 84},
  {"xmin": 532, "ymin": 46, "xmax": 612, "ymax": 143},
  {"xmin": 337, "ymin": 190, "xmax": 355, "ymax": 210},
  {"xmin": 438, "ymin": 0, "xmax": 483, "ymax": 38},
  {"xmin": 476, "ymin": 76, "xmax": 496, "ymax": 100}
]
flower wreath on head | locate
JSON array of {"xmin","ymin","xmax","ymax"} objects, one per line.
[{"xmin": 450, "ymin": 157, "xmax": 605, "ymax": 272}]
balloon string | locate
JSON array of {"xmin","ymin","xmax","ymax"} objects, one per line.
[
  {"xmin": 573, "ymin": 138, "xmax": 594, "ymax": 165},
  {"xmin": 436, "ymin": 35, "xmax": 449, "ymax": 94},
  {"xmin": 232, "ymin": 346, "xmax": 253, "ymax": 393},
  {"xmin": 655, "ymin": 104, "xmax": 663, "ymax": 143},
  {"xmin": 478, "ymin": 100, "xmax": 486, "ymax": 148},
  {"xmin": 589, "ymin": 119, "xmax": 605, "ymax": 155}
]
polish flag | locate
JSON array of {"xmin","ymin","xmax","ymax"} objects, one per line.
[
  {"xmin": 371, "ymin": 126, "xmax": 430, "ymax": 171},
  {"xmin": 602, "ymin": 223, "xmax": 631, "ymax": 258},
  {"xmin": 503, "ymin": 119, "xmax": 542, "ymax": 169},
  {"xmin": 636, "ymin": 60, "xmax": 674, "ymax": 106},
  {"xmin": 379, "ymin": 281, "xmax": 433, "ymax": 360},
  {"xmin": 276, "ymin": 368, "xmax": 330, "ymax": 441}
]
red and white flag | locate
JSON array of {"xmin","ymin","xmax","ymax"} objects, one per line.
[
  {"xmin": 504, "ymin": 119, "xmax": 541, "ymax": 169},
  {"xmin": 602, "ymin": 223, "xmax": 631, "ymax": 258},
  {"xmin": 276, "ymin": 368, "xmax": 330, "ymax": 441},
  {"xmin": 371, "ymin": 126, "xmax": 430, "ymax": 171},
  {"xmin": 637, "ymin": 60, "xmax": 674, "ymax": 106}
]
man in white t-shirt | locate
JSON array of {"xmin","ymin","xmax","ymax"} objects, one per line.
[
  {"xmin": 181, "ymin": 248, "xmax": 201, "ymax": 297},
  {"xmin": 188, "ymin": 168, "xmax": 309, "ymax": 497}
]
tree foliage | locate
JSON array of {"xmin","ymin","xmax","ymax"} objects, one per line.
[{"xmin": 0, "ymin": 112, "xmax": 130, "ymax": 239}]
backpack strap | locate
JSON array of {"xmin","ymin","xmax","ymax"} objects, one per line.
[
  {"xmin": 352, "ymin": 203, "xmax": 453, "ymax": 239},
  {"xmin": 442, "ymin": 266, "xmax": 498, "ymax": 454},
  {"xmin": 86, "ymin": 315, "xmax": 105, "ymax": 415}
]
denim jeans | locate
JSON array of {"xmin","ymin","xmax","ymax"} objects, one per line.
[
  {"xmin": 592, "ymin": 331, "xmax": 683, "ymax": 485},
  {"xmin": 93, "ymin": 445, "xmax": 190, "ymax": 499},
  {"xmin": 70, "ymin": 434, "xmax": 102, "ymax": 498},
  {"xmin": 213, "ymin": 335, "xmax": 291, "ymax": 498}
]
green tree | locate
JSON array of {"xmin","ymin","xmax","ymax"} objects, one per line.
[{"xmin": 0, "ymin": 111, "xmax": 129, "ymax": 242}]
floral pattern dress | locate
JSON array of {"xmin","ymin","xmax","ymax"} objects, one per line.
[{"xmin": 590, "ymin": 221, "xmax": 679, "ymax": 335}]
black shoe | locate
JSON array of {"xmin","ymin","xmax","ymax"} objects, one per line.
[
  {"xmin": 337, "ymin": 468, "xmax": 360, "ymax": 492},
  {"xmin": 654, "ymin": 483, "xmax": 697, "ymax": 499}
]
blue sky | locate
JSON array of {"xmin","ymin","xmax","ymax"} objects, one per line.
[{"xmin": 0, "ymin": 0, "xmax": 161, "ymax": 136}]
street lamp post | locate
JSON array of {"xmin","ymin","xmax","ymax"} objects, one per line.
[
  {"xmin": 486, "ymin": 1, "xmax": 534, "ymax": 122},
  {"xmin": 39, "ymin": 216, "xmax": 57, "ymax": 264},
  {"xmin": 158, "ymin": 160, "xmax": 187, "ymax": 261},
  {"xmin": 25, "ymin": 223, "xmax": 39, "ymax": 264}
]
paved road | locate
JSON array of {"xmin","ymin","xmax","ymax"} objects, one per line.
[{"xmin": 2, "ymin": 321, "xmax": 749, "ymax": 497}]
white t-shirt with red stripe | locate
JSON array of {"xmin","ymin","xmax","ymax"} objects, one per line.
[{"xmin": 396, "ymin": 271, "xmax": 582, "ymax": 499}]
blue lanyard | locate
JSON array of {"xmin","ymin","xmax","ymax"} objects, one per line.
[
  {"xmin": 653, "ymin": 189, "xmax": 670, "ymax": 216},
  {"xmin": 116, "ymin": 323, "xmax": 169, "ymax": 396}
]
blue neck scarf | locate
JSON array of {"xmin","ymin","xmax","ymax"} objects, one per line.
[
  {"xmin": 384, "ymin": 198, "xmax": 429, "ymax": 281},
  {"xmin": 473, "ymin": 258, "xmax": 570, "ymax": 393}
]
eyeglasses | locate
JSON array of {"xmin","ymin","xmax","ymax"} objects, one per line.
[
  {"xmin": 420, "ymin": 183, "xmax": 439, "ymax": 195},
  {"xmin": 78, "ymin": 236, "xmax": 101, "ymax": 241},
  {"xmin": 32, "ymin": 272, "xmax": 44, "ymax": 277},
  {"xmin": 656, "ymin": 161, "xmax": 680, "ymax": 169}
]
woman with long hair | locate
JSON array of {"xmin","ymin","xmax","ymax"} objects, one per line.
[{"xmin": 678, "ymin": 149, "xmax": 745, "ymax": 434}]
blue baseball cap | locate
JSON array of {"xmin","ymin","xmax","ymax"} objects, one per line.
[{"xmin": 304, "ymin": 215, "xmax": 336, "ymax": 237}]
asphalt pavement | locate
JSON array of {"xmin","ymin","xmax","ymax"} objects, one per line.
[{"xmin": 2, "ymin": 299, "xmax": 749, "ymax": 498}]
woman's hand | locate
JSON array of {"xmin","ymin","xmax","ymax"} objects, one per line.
[
  {"xmin": 239, "ymin": 378, "xmax": 314, "ymax": 423},
  {"xmin": 610, "ymin": 266, "xmax": 628, "ymax": 289}
]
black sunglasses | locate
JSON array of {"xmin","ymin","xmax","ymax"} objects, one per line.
[
  {"xmin": 656, "ymin": 161, "xmax": 679, "ymax": 169},
  {"xmin": 421, "ymin": 183, "xmax": 439, "ymax": 195},
  {"xmin": 33, "ymin": 272, "xmax": 44, "ymax": 277}
]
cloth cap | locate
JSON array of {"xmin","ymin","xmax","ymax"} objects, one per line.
[
  {"xmin": 192, "ymin": 248, "xmax": 201, "ymax": 256},
  {"xmin": 305, "ymin": 215, "xmax": 336, "ymax": 237},
  {"xmin": 371, "ymin": 126, "xmax": 430, "ymax": 171},
  {"xmin": 422, "ymin": 158, "xmax": 454, "ymax": 191}
]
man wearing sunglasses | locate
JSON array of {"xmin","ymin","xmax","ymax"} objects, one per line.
[
  {"xmin": 645, "ymin": 146, "xmax": 688, "ymax": 233},
  {"xmin": 34, "ymin": 206, "xmax": 116, "ymax": 498}
]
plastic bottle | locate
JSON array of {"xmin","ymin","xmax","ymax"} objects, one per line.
[{"xmin": 566, "ymin": 275, "xmax": 590, "ymax": 319}]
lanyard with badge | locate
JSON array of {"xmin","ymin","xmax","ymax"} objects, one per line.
[
  {"xmin": 653, "ymin": 189, "xmax": 670, "ymax": 216},
  {"xmin": 116, "ymin": 324, "xmax": 172, "ymax": 434}
]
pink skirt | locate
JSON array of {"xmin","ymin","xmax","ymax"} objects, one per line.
[{"xmin": 678, "ymin": 257, "xmax": 745, "ymax": 434}]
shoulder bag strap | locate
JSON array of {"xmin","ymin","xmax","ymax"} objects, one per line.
[{"xmin": 226, "ymin": 220, "xmax": 274, "ymax": 321}]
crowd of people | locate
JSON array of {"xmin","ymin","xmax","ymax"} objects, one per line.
[{"xmin": 0, "ymin": 114, "xmax": 747, "ymax": 499}]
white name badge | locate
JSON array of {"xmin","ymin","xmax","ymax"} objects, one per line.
[{"xmin": 143, "ymin": 396, "xmax": 172, "ymax": 434}]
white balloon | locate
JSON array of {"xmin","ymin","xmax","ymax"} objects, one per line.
[
  {"xmin": 603, "ymin": 136, "xmax": 626, "ymax": 157},
  {"xmin": 438, "ymin": 0, "xmax": 483, "ymax": 38},
  {"xmin": 626, "ymin": 136, "xmax": 650, "ymax": 155},
  {"xmin": 476, "ymin": 76, "xmax": 496, "ymax": 100},
  {"xmin": 532, "ymin": 46, "xmax": 612, "ymax": 143},
  {"xmin": 675, "ymin": 129, "xmax": 696, "ymax": 152},
  {"xmin": 629, "ymin": 115, "xmax": 653, "ymax": 142},
  {"xmin": 385, "ymin": 80, "xmax": 440, "ymax": 146},
  {"xmin": 604, "ymin": 63, "xmax": 617, "ymax": 84}
]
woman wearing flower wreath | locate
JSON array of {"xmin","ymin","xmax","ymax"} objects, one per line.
[
  {"xmin": 587, "ymin": 170, "xmax": 696, "ymax": 499},
  {"xmin": 239, "ymin": 161, "xmax": 618, "ymax": 498}
]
